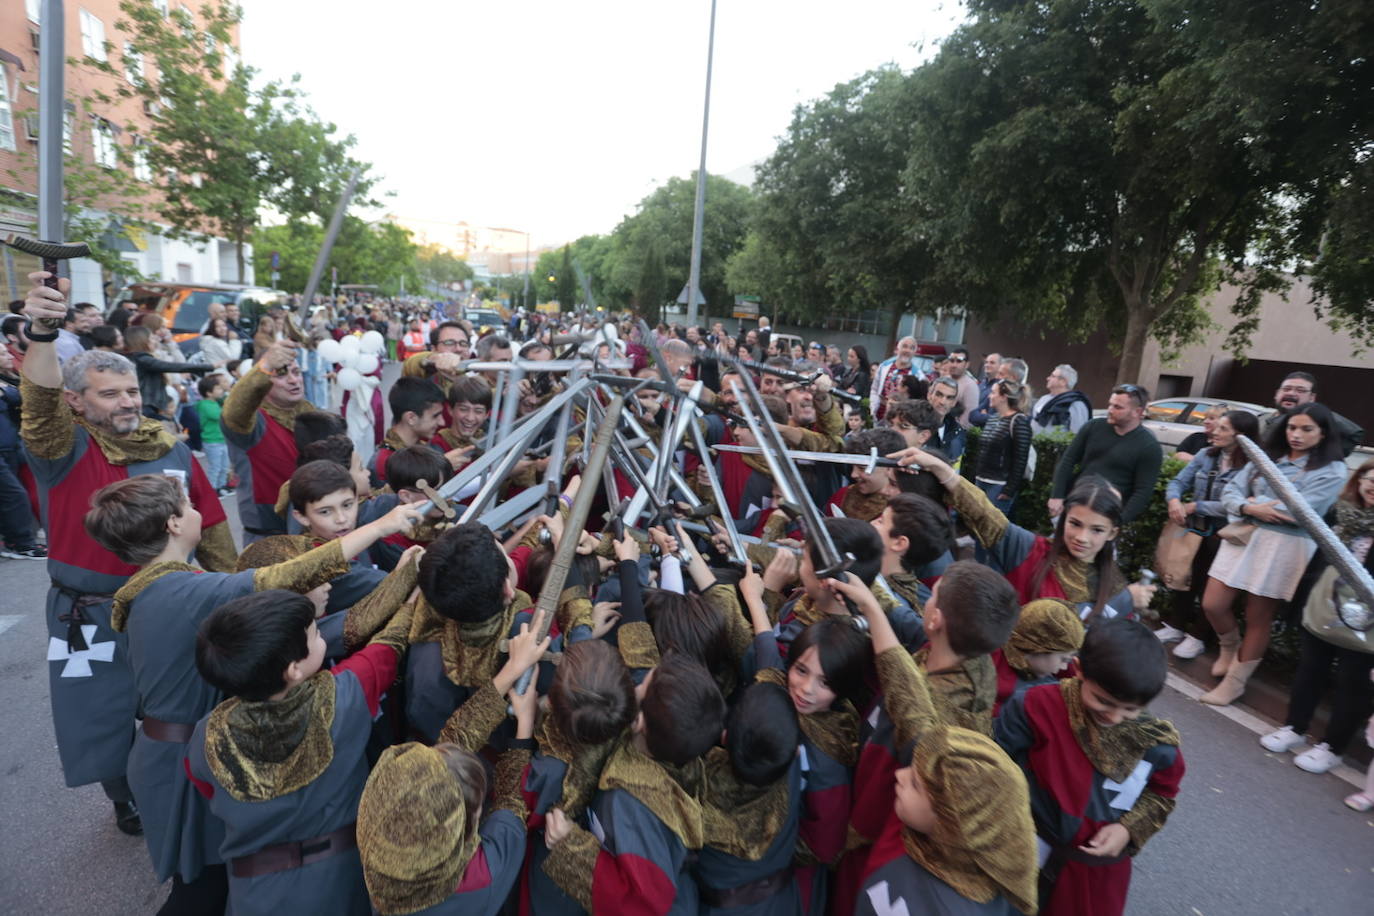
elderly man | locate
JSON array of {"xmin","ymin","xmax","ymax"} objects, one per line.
[
  {"xmin": 1262, "ymin": 371, "xmax": 1364, "ymax": 457},
  {"xmin": 222, "ymin": 340, "xmax": 320, "ymax": 541},
  {"xmin": 870, "ymin": 336, "xmax": 920, "ymax": 422},
  {"xmin": 21, "ymin": 273, "xmax": 235, "ymax": 836},
  {"xmin": 1032, "ymin": 364, "xmax": 1092, "ymax": 434},
  {"xmin": 1049, "ymin": 383, "xmax": 1163, "ymax": 523}
]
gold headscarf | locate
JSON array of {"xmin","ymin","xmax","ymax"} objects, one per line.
[
  {"xmin": 903, "ymin": 727, "xmax": 1039, "ymax": 915},
  {"xmin": 204, "ymin": 672, "xmax": 336, "ymax": 802},
  {"xmin": 1002, "ymin": 598, "xmax": 1085, "ymax": 676},
  {"xmin": 357, "ymin": 743, "xmax": 480, "ymax": 916}
]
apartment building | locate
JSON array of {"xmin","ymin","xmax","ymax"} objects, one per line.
[{"xmin": 0, "ymin": 0, "xmax": 251, "ymax": 305}]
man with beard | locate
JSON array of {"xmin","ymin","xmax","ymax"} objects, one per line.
[
  {"xmin": 20, "ymin": 273, "xmax": 235, "ymax": 836},
  {"xmin": 222, "ymin": 339, "xmax": 319, "ymax": 542},
  {"xmin": 1263, "ymin": 371, "xmax": 1363, "ymax": 457}
]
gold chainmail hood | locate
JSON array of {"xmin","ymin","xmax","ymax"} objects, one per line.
[
  {"xmin": 76, "ymin": 415, "xmax": 177, "ymax": 465},
  {"xmin": 903, "ymin": 726, "xmax": 1039, "ymax": 915},
  {"xmin": 1002, "ymin": 598, "xmax": 1085, "ymax": 676},
  {"xmin": 204, "ymin": 672, "xmax": 336, "ymax": 802},
  {"xmin": 357, "ymin": 742, "xmax": 481, "ymax": 916}
]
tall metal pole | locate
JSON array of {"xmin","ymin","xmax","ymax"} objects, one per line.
[
  {"xmin": 685, "ymin": 0, "xmax": 717, "ymax": 329},
  {"xmin": 297, "ymin": 166, "xmax": 362, "ymax": 321},
  {"xmin": 522, "ymin": 230, "xmax": 531, "ymax": 308},
  {"xmin": 37, "ymin": 0, "xmax": 66, "ymax": 252}
]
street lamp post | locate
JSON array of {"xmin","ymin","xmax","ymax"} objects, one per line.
[{"xmin": 685, "ymin": 0, "xmax": 718, "ymax": 329}]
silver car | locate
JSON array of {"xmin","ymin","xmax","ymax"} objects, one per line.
[{"xmin": 1141, "ymin": 397, "xmax": 1275, "ymax": 448}]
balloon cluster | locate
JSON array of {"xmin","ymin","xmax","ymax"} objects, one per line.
[{"xmin": 318, "ymin": 331, "xmax": 386, "ymax": 391}]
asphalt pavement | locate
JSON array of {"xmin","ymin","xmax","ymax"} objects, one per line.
[{"xmin": 2, "ymin": 459, "xmax": 1371, "ymax": 914}]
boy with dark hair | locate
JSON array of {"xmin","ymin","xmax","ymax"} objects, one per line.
[
  {"xmin": 697, "ymin": 681, "xmax": 805, "ymax": 915},
  {"xmin": 286, "ymin": 459, "xmax": 390, "ymax": 615},
  {"xmin": 828, "ymin": 428, "xmax": 908, "ymax": 521},
  {"xmin": 85, "ymin": 474, "xmax": 421, "ymax": 909},
  {"xmin": 871, "ymin": 491, "xmax": 954, "ymax": 621},
  {"xmin": 543, "ymin": 653, "xmax": 727, "ymax": 915},
  {"xmin": 759, "ymin": 516, "xmax": 917, "ymax": 657},
  {"xmin": 365, "ymin": 444, "xmax": 455, "ymax": 571},
  {"xmin": 829, "ymin": 573, "xmax": 1039, "ymax": 916},
  {"xmin": 995, "ymin": 618, "xmax": 1184, "ymax": 916},
  {"xmin": 372, "ymin": 377, "xmax": 446, "ymax": 485},
  {"xmin": 405, "ymin": 521, "xmax": 595, "ymax": 745},
  {"xmin": 185, "ymin": 587, "xmax": 547, "ymax": 916},
  {"xmin": 435, "ymin": 374, "xmax": 492, "ymax": 452}
]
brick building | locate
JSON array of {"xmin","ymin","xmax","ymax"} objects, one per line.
[{"xmin": 0, "ymin": 0, "xmax": 251, "ymax": 305}]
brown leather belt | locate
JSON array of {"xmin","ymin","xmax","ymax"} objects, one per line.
[
  {"xmin": 700, "ymin": 865, "xmax": 794, "ymax": 908},
  {"xmin": 230, "ymin": 822, "xmax": 357, "ymax": 879},
  {"xmin": 141, "ymin": 717, "xmax": 195, "ymax": 743}
]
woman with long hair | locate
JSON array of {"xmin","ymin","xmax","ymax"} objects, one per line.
[
  {"xmin": 1199, "ymin": 403, "xmax": 1348, "ymax": 705},
  {"xmin": 199, "ymin": 316, "xmax": 242, "ymax": 366},
  {"xmin": 1259, "ymin": 459, "xmax": 1374, "ymax": 775},
  {"xmin": 1156, "ymin": 409, "xmax": 1261, "ymax": 659},
  {"xmin": 897, "ymin": 447, "xmax": 1151, "ymax": 623},
  {"xmin": 972, "ymin": 379, "xmax": 1033, "ymax": 517},
  {"xmin": 837, "ymin": 345, "xmax": 870, "ymax": 397}
]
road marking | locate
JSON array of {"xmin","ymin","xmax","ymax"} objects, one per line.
[
  {"xmin": 1167, "ymin": 672, "xmax": 1362, "ymax": 789},
  {"xmin": 0, "ymin": 616, "xmax": 22, "ymax": 637}
]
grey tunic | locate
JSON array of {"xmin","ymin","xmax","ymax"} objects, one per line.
[{"xmin": 125, "ymin": 569, "xmax": 257, "ymax": 881}]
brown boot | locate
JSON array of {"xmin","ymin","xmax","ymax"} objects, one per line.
[
  {"xmin": 1210, "ymin": 629, "xmax": 1240, "ymax": 678},
  {"xmin": 1200, "ymin": 658, "xmax": 1261, "ymax": 706}
]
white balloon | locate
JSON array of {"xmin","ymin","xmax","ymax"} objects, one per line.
[
  {"xmin": 337, "ymin": 349, "xmax": 360, "ymax": 369},
  {"xmin": 339, "ymin": 334, "xmax": 361, "ymax": 354},
  {"xmin": 356, "ymin": 353, "xmax": 379, "ymax": 375},
  {"xmin": 316, "ymin": 338, "xmax": 342, "ymax": 363},
  {"xmin": 336, "ymin": 368, "xmax": 362, "ymax": 391},
  {"xmin": 360, "ymin": 330, "xmax": 385, "ymax": 354}
]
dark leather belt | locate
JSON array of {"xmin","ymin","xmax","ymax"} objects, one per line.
[
  {"xmin": 700, "ymin": 865, "xmax": 794, "ymax": 908},
  {"xmin": 141, "ymin": 717, "xmax": 195, "ymax": 743},
  {"xmin": 231, "ymin": 822, "xmax": 357, "ymax": 879}
]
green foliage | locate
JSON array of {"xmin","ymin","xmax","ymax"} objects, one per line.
[
  {"xmin": 90, "ymin": 1, "xmax": 375, "ymax": 282},
  {"xmin": 253, "ymin": 217, "xmax": 419, "ymax": 296},
  {"xmin": 747, "ymin": 66, "xmax": 930, "ymax": 323},
  {"xmin": 634, "ymin": 238, "xmax": 667, "ymax": 325},
  {"xmin": 415, "ymin": 244, "xmax": 473, "ymax": 295},
  {"xmin": 556, "ymin": 245, "xmax": 576, "ymax": 311}
]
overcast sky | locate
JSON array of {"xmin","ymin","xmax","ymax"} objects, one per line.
[{"xmin": 238, "ymin": 1, "xmax": 963, "ymax": 248}]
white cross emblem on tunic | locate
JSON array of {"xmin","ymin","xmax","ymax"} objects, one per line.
[
  {"xmin": 47, "ymin": 625, "xmax": 116, "ymax": 678},
  {"xmin": 866, "ymin": 880, "xmax": 911, "ymax": 916}
]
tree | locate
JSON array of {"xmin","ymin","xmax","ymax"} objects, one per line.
[
  {"xmin": 903, "ymin": 0, "xmax": 1374, "ymax": 381},
  {"xmin": 634, "ymin": 238, "xmax": 667, "ymax": 324},
  {"xmin": 746, "ymin": 66, "xmax": 930, "ymax": 330},
  {"xmin": 609, "ymin": 173, "xmax": 754, "ymax": 322},
  {"xmin": 254, "ymin": 217, "xmax": 419, "ymax": 296},
  {"xmin": 415, "ymin": 244, "xmax": 474, "ymax": 296},
  {"xmin": 556, "ymin": 245, "xmax": 576, "ymax": 311},
  {"xmin": 103, "ymin": 2, "xmax": 374, "ymax": 282}
]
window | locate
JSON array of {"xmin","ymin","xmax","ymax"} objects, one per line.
[
  {"xmin": 131, "ymin": 138, "xmax": 152, "ymax": 181},
  {"xmin": 26, "ymin": 0, "xmax": 41, "ymax": 24},
  {"xmin": 1145, "ymin": 401, "xmax": 1189, "ymax": 424},
  {"xmin": 91, "ymin": 118, "xmax": 117, "ymax": 168},
  {"xmin": 80, "ymin": 9, "xmax": 107, "ymax": 61},
  {"xmin": 152, "ymin": 0, "xmax": 170, "ymax": 16},
  {"xmin": 124, "ymin": 43, "xmax": 144, "ymax": 81},
  {"xmin": 0, "ymin": 71, "xmax": 15, "ymax": 152}
]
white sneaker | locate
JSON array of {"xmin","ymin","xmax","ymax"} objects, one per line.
[
  {"xmin": 1260, "ymin": 725, "xmax": 1307, "ymax": 753},
  {"xmin": 1153, "ymin": 624, "xmax": 1186, "ymax": 642},
  {"xmin": 1172, "ymin": 635, "xmax": 1206, "ymax": 659},
  {"xmin": 1294, "ymin": 743, "xmax": 1339, "ymax": 774}
]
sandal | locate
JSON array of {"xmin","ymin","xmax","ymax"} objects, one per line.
[{"xmin": 1343, "ymin": 792, "xmax": 1374, "ymax": 812}]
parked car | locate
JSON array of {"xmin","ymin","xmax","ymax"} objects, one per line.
[
  {"xmin": 111, "ymin": 283, "xmax": 289, "ymax": 351},
  {"xmin": 1141, "ymin": 396, "xmax": 1275, "ymax": 448},
  {"xmin": 463, "ymin": 308, "xmax": 507, "ymax": 334}
]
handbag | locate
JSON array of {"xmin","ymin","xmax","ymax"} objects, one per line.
[
  {"xmin": 1217, "ymin": 520, "xmax": 1255, "ymax": 547},
  {"xmin": 1302, "ymin": 565, "xmax": 1374, "ymax": 655},
  {"xmin": 1155, "ymin": 520, "xmax": 1204, "ymax": 590}
]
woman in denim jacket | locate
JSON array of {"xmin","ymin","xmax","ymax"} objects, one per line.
[
  {"xmin": 1199, "ymin": 404, "xmax": 1349, "ymax": 706},
  {"xmin": 1156, "ymin": 410, "xmax": 1261, "ymax": 660}
]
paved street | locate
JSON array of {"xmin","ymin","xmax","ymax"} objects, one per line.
[{"xmin": 1, "ymin": 492, "xmax": 1371, "ymax": 914}]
